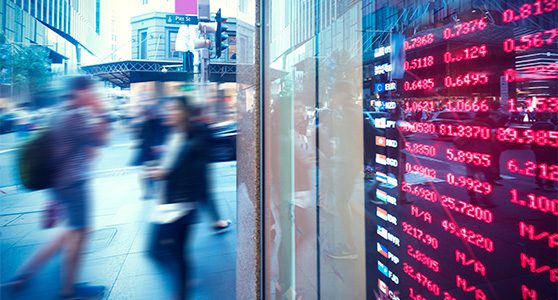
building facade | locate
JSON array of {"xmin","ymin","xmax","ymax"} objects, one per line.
[
  {"xmin": 234, "ymin": 0, "xmax": 558, "ymax": 299},
  {"xmin": 1, "ymin": 0, "xmax": 111, "ymax": 70},
  {"xmin": 130, "ymin": 11, "xmax": 237, "ymax": 63}
]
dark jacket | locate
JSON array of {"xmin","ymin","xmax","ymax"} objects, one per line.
[
  {"xmin": 133, "ymin": 117, "xmax": 167, "ymax": 165},
  {"xmin": 163, "ymin": 122, "xmax": 211, "ymax": 204}
]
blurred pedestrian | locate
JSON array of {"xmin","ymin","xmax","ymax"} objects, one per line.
[
  {"xmin": 188, "ymin": 106, "xmax": 232, "ymax": 232},
  {"xmin": 2, "ymin": 76, "xmax": 109, "ymax": 299},
  {"xmin": 145, "ymin": 96, "xmax": 211, "ymax": 300},
  {"xmin": 131, "ymin": 102, "xmax": 168, "ymax": 199}
]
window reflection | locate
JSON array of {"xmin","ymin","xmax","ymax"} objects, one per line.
[{"xmin": 264, "ymin": 0, "xmax": 557, "ymax": 299}]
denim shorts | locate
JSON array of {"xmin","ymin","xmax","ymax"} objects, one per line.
[{"xmin": 51, "ymin": 181, "xmax": 89, "ymax": 229}]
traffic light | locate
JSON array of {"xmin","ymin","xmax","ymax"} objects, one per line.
[{"xmin": 215, "ymin": 9, "xmax": 228, "ymax": 58}]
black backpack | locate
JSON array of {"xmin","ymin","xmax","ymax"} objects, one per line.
[{"xmin": 18, "ymin": 130, "xmax": 56, "ymax": 190}]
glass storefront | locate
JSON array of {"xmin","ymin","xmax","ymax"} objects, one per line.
[{"xmin": 261, "ymin": 0, "xmax": 557, "ymax": 299}]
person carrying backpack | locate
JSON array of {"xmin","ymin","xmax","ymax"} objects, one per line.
[{"xmin": 3, "ymin": 76, "xmax": 109, "ymax": 299}]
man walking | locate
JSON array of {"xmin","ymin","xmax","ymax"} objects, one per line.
[{"xmin": 3, "ymin": 76, "xmax": 109, "ymax": 299}]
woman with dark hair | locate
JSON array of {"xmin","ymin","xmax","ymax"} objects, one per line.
[{"xmin": 146, "ymin": 96, "xmax": 211, "ymax": 300}]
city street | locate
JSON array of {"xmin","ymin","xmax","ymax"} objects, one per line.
[{"xmin": 0, "ymin": 127, "xmax": 237, "ymax": 300}]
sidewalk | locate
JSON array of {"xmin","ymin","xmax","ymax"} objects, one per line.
[{"xmin": 0, "ymin": 162, "xmax": 237, "ymax": 300}]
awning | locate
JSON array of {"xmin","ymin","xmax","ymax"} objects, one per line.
[{"xmin": 81, "ymin": 60, "xmax": 238, "ymax": 88}]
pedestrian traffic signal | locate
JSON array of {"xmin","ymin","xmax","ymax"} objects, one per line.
[{"xmin": 215, "ymin": 9, "xmax": 228, "ymax": 58}]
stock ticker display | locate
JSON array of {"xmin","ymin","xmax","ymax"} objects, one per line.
[{"xmin": 364, "ymin": 3, "xmax": 557, "ymax": 300}]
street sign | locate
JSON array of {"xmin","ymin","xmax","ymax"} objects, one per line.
[{"xmin": 166, "ymin": 14, "xmax": 198, "ymax": 25}]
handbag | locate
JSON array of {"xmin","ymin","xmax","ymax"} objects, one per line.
[{"xmin": 146, "ymin": 202, "xmax": 195, "ymax": 259}]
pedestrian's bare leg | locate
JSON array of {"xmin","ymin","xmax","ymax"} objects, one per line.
[{"xmin": 61, "ymin": 229, "xmax": 88, "ymax": 295}]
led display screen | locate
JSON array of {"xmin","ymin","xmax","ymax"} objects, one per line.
[{"xmin": 364, "ymin": 3, "xmax": 557, "ymax": 300}]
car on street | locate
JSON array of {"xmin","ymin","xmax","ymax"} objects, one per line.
[{"xmin": 210, "ymin": 120, "xmax": 237, "ymax": 162}]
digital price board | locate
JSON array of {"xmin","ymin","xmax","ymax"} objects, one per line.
[{"xmin": 364, "ymin": 3, "xmax": 557, "ymax": 300}]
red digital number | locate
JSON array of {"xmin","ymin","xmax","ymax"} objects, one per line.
[
  {"xmin": 441, "ymin": 220, "xmax": 495, "ymax": 252},
  {"xmin": 507, "ymin": 159, "xmax": 558, "ymax": 181},
  {"xmin": 401, "ymin": 181, "xmax": 438, "ymax": 202},
  {"xmin": 404, "ymin": 100, "xmax": 437, "ymax": 112},
  {"xmin": 446, "ymin": 173, "xmax": 493, "ymax": 195},
  {"xmin": 402, "ymin": 222, "xmax": 439, "ymax": 249},
  {"xmin": 403, "ymin": 262, "xmax": 441, "ymax": 296},
  {"xmin": 405, "ymin": 162, "xmax": 437, "ymax": 179},
  {"xmin": 511, "ymin": 189, "xmax": 558, "ymax": 216},
  {"xmin": 405, "ymin": 55, "xmax": 435, "ymax": 70},
  {"xmin": 444, "ymin": 73, "xmax": 489, "ymax": 87},
  {"xmin": 404, "ymin": 34, "xmax": 435, "ymax": 51},
  {"xmin": 440, "ymin": 195, "xmax": 494, "ymax": 223},
  {"xmin": 443, "ymin": 18, "xmax": 488, "ymax": 40},
  {"xmin": 504, "ymin": 28, "xmax": 558, "ymax": 52},
  {"xmin": 508, "ymin": 97, "xmax": 558, "ymax": 113},
  {"xmin": 444, "ymin": 44, "xmax": 488, "ymax": 63},
  {"xmin": 399, "ymin": 121, "xmax": 437, "ymax": 134},
  {"xmin": 446, "ymin": 99, "xmax": 490, "ymax": 112},
  {"xmin": 405, "ymin": 142, "xmax": 437, "ymax": 157},
  {"xmin": 496, "ymin": 128, "xmax": 558, "ymax": 147},
  {"xmin": 446, "ymin": 148, "xmax": 491, "ymax": 167},
  {"xmin": 502, "ymin": 0, "xmax": 557, "ymax": 23},
  {"xmin": 439, "ymin": 124, "xmax": 491, "ymax": 139},
  {"xmin": 404, "ymin": 78, "xmax": 435, "ymax": 91},
  {"xmin": 407, "ymin": 245, "xmax": 440, "ymax": 272}
]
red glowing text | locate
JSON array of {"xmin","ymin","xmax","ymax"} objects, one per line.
[
  {"xmin": 456, "ymin": 275, "xmax": 487, "ymax": 300},
  {"xmin": 403, "ymin": 262, "xmax": 441, "ymax": 296},
  {"xmin": 446, "ymin": 148, "xmax": 491, "ymax": 167},
  {"xmin": 446, "ymin": 173, "xmax": 493, "ymax": 195},
  {"xmin": 444, "ymin": 73, "xmax": 489, "ymax": 88},
  {"xmin": 444, "ymin": 44, "xmax": 488, "ymax": 63},
  {"xmin": 496, "ymin": 128, "xmax": 558, "ymax": 147},
  {"xmin": 405, "ymin": 56, "xmax": 434, "ymax": 70},
  {"xmin": 510, "ymin": 189, "xmax": 558, "ymax": 216},
  {"xmin": 520, "ymin": 253, "xmax": 558, "ymax": 282},
  {"xmin": 407, "ymin": 245, "xmax": 439, "ymax": 272},
  {"xmin": 401, "ymin": 181, "xmax": 437, "ymax": 202},
  {"xmin": 507, "ymin": 159, "xmax": 558, "ymax": 181},
  {"xmin": 508, "ymin": 97, "xmax": 558, "ymax": 113},
  {"xmin": 402, "ymin": 222, "xmax": 439, "ymax": 249},
  {"xmin": 443, "ymin": 18, "xmax": 488, "ymax": 40},
  {"xmin": 455, "ymin": 249, "xmax": 486, "ymax": 276},
  {"xmin": 503, "ymin": 28, "xmax": 558, "ymax": 53},
  {"xmin": 442, "ymin": 220, "xmax": 495, "ymax": 252},
  {"xmin": 410, "ymin": 205, "xmax": 433, "ymax": 223},
  {"xmin": 405, "ymin": 34, "xmax": 435, "ymax": 51},
  {"xmin": 404, "ymin": 100, "xmax": 437, "ymax": 112},
  {"xmin": 445, "ymin": 99, "xmax": 490, "ymax": 112},
  {"xmin": 440, "ymin": 195, "xmax": 494, "ymax": 223},
  {"xmin": 404, "ymin": 142, "xmax": 437, "ymax": 157},
  {"xmin": 519, "ymin": 221, "xmax": 558, "ymax": 248},
  {"xmin": 502, "ymin": 1, "xmax": 557, "ymax": 23},
  {"xmin": 404, "ymin": 78, "xmax": 435, "ymax": 91},
  {"xmin": 405, "ymin": 162, "xmax": 437, "ymax": 179}
]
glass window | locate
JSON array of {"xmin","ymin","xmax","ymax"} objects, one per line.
[
  {"xmin": 42, "ymin": 0, "xmax": 47, "ymax": 22},
  {"xmin": 139, "ymin": 30, "xmax": 148, "ymax": 59},
  {"xmin": 262, "ymin": 1, "xmax": 558, "ymax": 300},
  {"xmin": 228, "ymin": 35, "xmax": 236, "ymax": 60},
  {"xmin": 168, "ymin": 30, "xmax": 179, "ymax": 59},
  {"xmin": 53, "ymin": 0, "xmax": 57, "ymax": 27},
  {"xmin": 49, "ymin": 0, "xmax": 53, "ymax": 24},
  {"xmin": 95, "ymin": 0, "xmax": 100, "ymax": 33}
]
